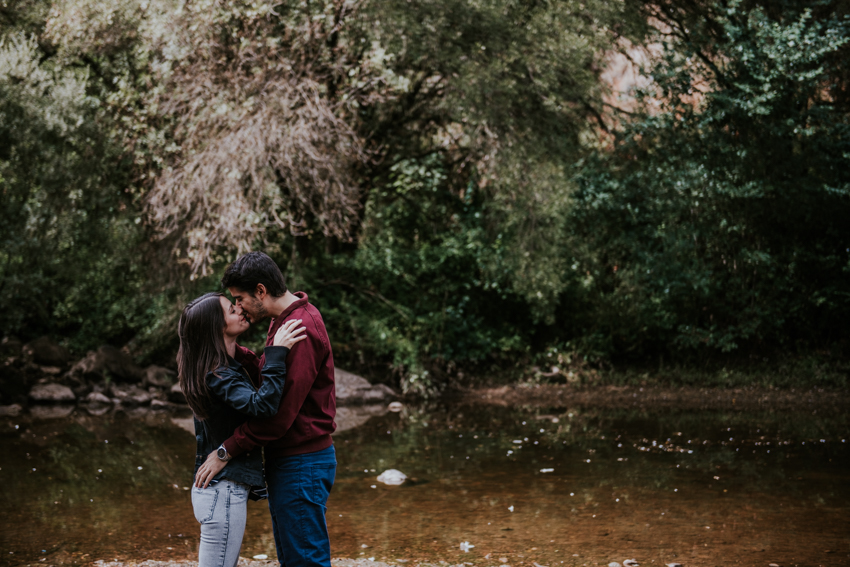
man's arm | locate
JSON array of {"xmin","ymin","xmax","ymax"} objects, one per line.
[{"xmin": 221, "ymin": 323, "xmax": 323, "ymax": 457}]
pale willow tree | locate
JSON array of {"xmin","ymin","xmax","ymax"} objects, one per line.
[
  {"xmin": 141, "ymin": 0, "xmax": 378, "ymax": 276},
  {"xmin": 45, "ymin": 0, "xmax": 393, "ymax": 276}
]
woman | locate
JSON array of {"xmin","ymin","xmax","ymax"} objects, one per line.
[{"xmin": 177, "ymin": 292, "xmax": 305, "ymax": 567}]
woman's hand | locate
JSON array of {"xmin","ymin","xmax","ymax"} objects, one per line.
[
  {"xmin": 195, "ymin": 451, "xmax": 227, "ymax": 488},
  {"xmin": 273, "ymin": 319, "xmax": 307, "ymax": 349}
]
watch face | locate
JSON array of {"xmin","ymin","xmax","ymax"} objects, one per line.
[{"xmin": 217, "ymin": 447, "xmax": 227, "ymax": 459}]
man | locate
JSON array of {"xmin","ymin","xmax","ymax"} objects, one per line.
[{"xmin": 194, "ymin": 251, "xmax": 337, "ymax": 567}]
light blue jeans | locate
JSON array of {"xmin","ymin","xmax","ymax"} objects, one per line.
[{"xmin": 192, "ymin": 480, "xmax": 249, "ymax": 567}]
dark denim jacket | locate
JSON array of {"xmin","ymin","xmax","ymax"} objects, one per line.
[{"xmin": 193, "ymin": 346, "xmax": 288, "ymax": 492}]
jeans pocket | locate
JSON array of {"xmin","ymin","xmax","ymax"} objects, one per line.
[
  {"xmin": 192, "ymin": 486, "xmax": 219, "ymax": 524},
  {"xmin": 310, "ymin": 463, "xmax": 336, "ymax": 504}
]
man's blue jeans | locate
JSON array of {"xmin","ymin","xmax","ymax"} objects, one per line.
[{"xmin": 266, "ymin": 445, "xmax": 337, "ymax": 567}]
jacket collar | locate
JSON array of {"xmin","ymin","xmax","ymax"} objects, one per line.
[{"xmin": 225, "ymin": 354, "xmax": 243, "ymax": 370}]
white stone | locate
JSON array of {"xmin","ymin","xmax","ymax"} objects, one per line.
[{"xmin": 376, "ymin": 469, "xmax": 407, "ymax": 485}]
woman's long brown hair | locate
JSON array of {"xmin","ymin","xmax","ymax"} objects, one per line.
[{"xmin": 177, "ymin": 292, "xmax": 228, "ymax": 420}]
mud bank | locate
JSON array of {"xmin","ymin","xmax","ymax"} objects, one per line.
[{"xmin": 460, "ymin": 384, "xmax": 850, "ymax": 411}]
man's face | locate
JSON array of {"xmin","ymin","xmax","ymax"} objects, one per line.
[{"xmin": 228, "ymin": 287, "xmax": 268, "ymax": 324}]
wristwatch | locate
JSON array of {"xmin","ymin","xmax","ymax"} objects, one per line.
[{"xmin": 216, "ymin": 444, "xmax": 232, "ymax": 462}]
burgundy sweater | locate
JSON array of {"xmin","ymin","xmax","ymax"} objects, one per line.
[{"xmin": 222, "ymin": 292, "xmax": 336, "ymax": 459}]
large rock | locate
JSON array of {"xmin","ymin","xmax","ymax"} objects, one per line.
[
  {"xmin": 29, "ymin": 382, "xmax": 76, "ymax": 403},
  {"xmin": 23, "ymin": 336, "xmax": 71, "ymax": 368},
  {"xmin": 335, "ymin": 368, "xmax": 397, "ymax": 405},
  {"xmin": 67, "ymin": 345, "xmax": 143, "ymax": 383},
  {"xmin": 168, "ymin": 382, "xmax": 187, "ymax": 404},
  {"xmin": 144, "ymin": 365, "xmax": 176, "ymax": 388},
  {"xmin": 110, "ymin": 384, "xmax": 152, "ymax": 406},
  {"xmin": 85, "ymin": 391, "xmax": 113, "ymax": 405},
  {"xmin": 30, "ymin": 404, "xmax": 75, "ymax": 419},
  {"xmin": 85, "ymin": 403, "xmax": 111, "ymax": 416},
  {"xmin": 150, "ymin": 398, "xmax": 181, "ymax": 411},
  {"xmin": 333, "ymin": 404, "xmax": 389, "ymax": 434},
  {"xmin": 71, "ymin": 383, "xmax": 93, "ymax": 399},
  {"xmin": 0, "ymin": 336, "xmax": 23, "ymax": 357}
]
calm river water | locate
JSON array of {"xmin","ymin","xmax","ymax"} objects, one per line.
[{"xmin": 1, "ymin": 399, "xmax": 848, "ymax": 567}]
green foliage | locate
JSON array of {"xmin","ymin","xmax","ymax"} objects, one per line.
[
  {"xmin": 569, "ymin": 1, "xmax": 850, "ymax": 359},
  {"xmin": 0, "ymin": 31, "xmax": 164, "ymax": 353},
  {"xmin": 2, "ymin": 0, "xmax": 848, "ymax": 392},
  {"xmin": 361, "ymin": 0, "xmax": 637, "ymax": 322},
  {"xmin": 304, "ymin": 155, "xmax": 531, "ymax": 394}
]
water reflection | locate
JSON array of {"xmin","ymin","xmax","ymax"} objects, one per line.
[{"xmin": 1, "ymin": 402, "xmax": 848, "ymax": 567}]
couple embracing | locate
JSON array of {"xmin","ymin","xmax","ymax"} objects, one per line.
[{"xmin": 177, "ymin": 252, "xmax": 336, "ymax": 567}]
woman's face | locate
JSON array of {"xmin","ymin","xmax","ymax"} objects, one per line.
[{"xmin": 220, "ymin": 296, "xmax": 250, "ymax": 339}]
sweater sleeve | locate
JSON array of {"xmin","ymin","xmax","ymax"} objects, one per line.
[
  {"xmin": 208, "ymin": 346, "xmax": 289, "ymax": 418},
  {"xmin": 221, "ymin": 323, "xmax": 323, "ymax": 457}
]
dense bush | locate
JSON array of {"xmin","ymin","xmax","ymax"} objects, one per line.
[
  {"xmin": 0, "ymin": 32, "xmax": 160, "ymax": 353},
  {"xmin": 567, "ymin": 2, "xmax": 850, "ymax": 361}
]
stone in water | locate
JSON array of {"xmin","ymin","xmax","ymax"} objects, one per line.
[{"xmin": 377, "ymin": 469, "xmax": 407, "ymax": 485}]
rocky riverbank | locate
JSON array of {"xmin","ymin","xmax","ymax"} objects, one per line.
[{"xmin": 0, "ymin": 336, "xmax": 397, "ymax": 420}]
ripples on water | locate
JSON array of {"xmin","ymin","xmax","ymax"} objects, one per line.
[{"xmin": 1, "ymin": 401, "xmax": 848, "ymax": 567}]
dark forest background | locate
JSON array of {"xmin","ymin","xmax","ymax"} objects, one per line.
[{"xmin": 2, "ymin": 0, "xmax": 849, "ymax": 393}]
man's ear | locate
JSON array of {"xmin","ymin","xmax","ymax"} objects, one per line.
[{"xmin": 255, "ymin": 283, "xmax": 267, "ymax": 300}]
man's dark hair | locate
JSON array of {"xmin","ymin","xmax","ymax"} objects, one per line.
[{"xmin": 221, "ymin": 252, "xmax": 287, "ymax": 297}]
